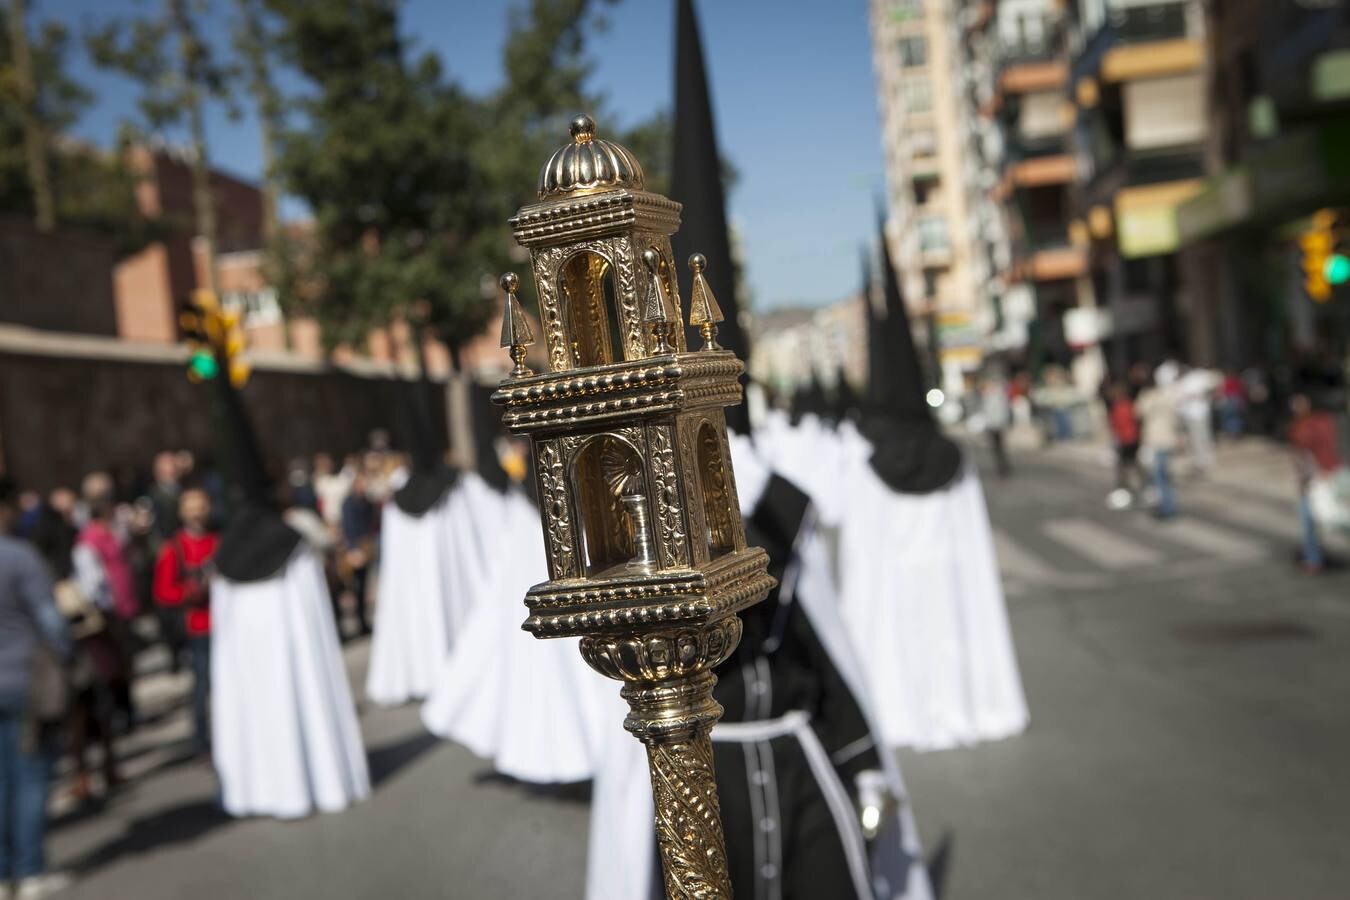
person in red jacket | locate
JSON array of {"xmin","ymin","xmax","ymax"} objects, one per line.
[
  {"xmin": 152, "ymin": 488, "xmax": 218, "ymax": 755},
  {"xmin": 1107, "ymin": 380, "xmax": 1147, "ymax": 507}
]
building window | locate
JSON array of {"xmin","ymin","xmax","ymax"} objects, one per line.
[
  {"xmin": 902, "ymin": 77, "xmax": 933, "ymax": 114},
  {"xmin": 918, "ymin": 215, "xmax": 949, "ymax": 252},
  {"xmin": 909, "ymin": 128, "xmax": 938, "ymax": 157},
  {"xmin": 222, "ymin": 287, "xmax": 282, "ymax": 327},
  {"xmin": 888, "ymin": 0, "xmax": 923, "ymax": 22},
  {"xmin": 922, "ymin": 269, "xmax": 940, "ymax": 298},
  {"xmin": 897, "ymin": 35, "xmax": 927, "ymax": 68}
]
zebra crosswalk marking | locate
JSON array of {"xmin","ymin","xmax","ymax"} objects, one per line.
[
  {"xmin": 993, "ymin": 527, "xmax": 1059, "ymax": 582},
  {"xmin": 1185, "ymin": 492, "xmax": 1301, "ymax": 543},
  {"xmin": 1152, "ymin": 516, "xmax": 1269, "ymax": 559},
  {"xmin": 1042, "ymin": 518, "xmax": 1164, "ymax": 569}
]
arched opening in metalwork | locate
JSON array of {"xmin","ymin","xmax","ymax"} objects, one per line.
[
  {"xmin": 561, "ymin": 250, "xmax": 625, "ymax": 367},
  {"xmin": 571, "ymin": 433, "xmax": 655, "ymax": 576}
]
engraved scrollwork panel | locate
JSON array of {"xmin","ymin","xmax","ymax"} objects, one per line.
[
  {"xmin": 647, "ymin": 423, "xmax": 689, "ymax": 569},
  {"xmin": 609, "ymin": 234, "xmax": 644, "ymax": 360},
  {"xmin": 677, "ymin": 417, "xmax": 711, "ymax": 567},
  {"xmin": 535, "ymin": 439, "xmax": 578, "ymax": 579},
  {"xmin": 533, "ymin": 248, "xmax": 571, "ymax": 373}
]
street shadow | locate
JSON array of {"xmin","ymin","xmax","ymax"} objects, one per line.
[
  {"xmin": 471, "ymin": 770, "xmax": 592, "ymax": 804},
  {"xmin": 50, "ymin": 744, "xmax": 200, "ymax": 833},
  {"xmin": 368, "ymin": 730, "xmax": 442, "ymax": 788},
  {"xmin": 63, "ymin": 797, "xmax": 231, "ymax": 874},
  {"xmin": 928, "ymin": 829, "xmax": 954, "ymax": 899}
]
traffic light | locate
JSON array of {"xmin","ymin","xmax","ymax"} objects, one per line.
[
  {"xmin": 180, "ymin": 290, "xmax": 251, "ymax": 386},
  {"xmin": 1300, "ymin": 209, "xmax": 1337, "ymax": 303},
  {"xmin": 1324, "ymin": 251, "xmax": 1350, "ymax": 286}
]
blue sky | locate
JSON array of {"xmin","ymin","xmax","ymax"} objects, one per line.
[{"xmin": 51, "ymin": 0, "xmax": 886, "ymax": 310}]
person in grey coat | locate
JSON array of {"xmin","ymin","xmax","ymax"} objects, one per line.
[{"xmin": 0, "ymin": 477, "xmax": 72, "ymax": 898}]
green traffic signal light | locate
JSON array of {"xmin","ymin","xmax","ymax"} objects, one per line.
[
  {"xmin": 1324, "ymin": 253, "xmax": 1350, "ymax": 286},
  {"xmin": 189, "ymin": 349, "xmax": 219, "ymax": 380}
]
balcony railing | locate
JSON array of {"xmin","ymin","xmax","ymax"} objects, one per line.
[
  {"xmin": 999, "ymin": 34, "xmax": 1060, "ymax": 67},
  {"xmin": 1084, "ymin": 146, "xmax": 1204, "ymax": 201},
  {"xmin": 1110, "ymin": 1, "xmax": 1191, "ymax": 46},
  {"xmin": 1072, "ymin": 1, "xmax": 1198, "ymax": 80}
]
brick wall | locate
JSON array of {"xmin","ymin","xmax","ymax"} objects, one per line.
[{"xmin": 0, "ymin": 345, "xmax": 451, "ymax": 494}]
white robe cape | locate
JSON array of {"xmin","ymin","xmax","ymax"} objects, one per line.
[
  {"xmin": 211, "ymin": 550, "xmax": 371, "ymax": 819},
  {"xmin": 420, "ymin": 483, "xmax": 614, "ymax": 783},
  {"xmin": 768, "ymin": 416, "xmax": 1029, "ymax": 751}
]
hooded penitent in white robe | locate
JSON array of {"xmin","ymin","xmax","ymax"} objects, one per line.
[
  {"xmin": 585, "ymin": 434, "xmax": 933, "ymax": 900},
  {"xmin": 762, "ymin": 414, "xmax": 1028, "ymax": 751},
  {"xmin": 211, "ymin": 550, "xmax": 371, "ymax": 819},
  {"xmin": 365, "ymin": 472, "xmax": 499, "ymax": 707},
  {"xmin": 419, "ymin": 481, "xmax": 613, "ymax": 784},
  {"xmin": 365, "ymin": 496, "xmax": 457, "ymax": 707}
]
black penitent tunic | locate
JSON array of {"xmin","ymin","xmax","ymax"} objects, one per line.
[{"xmin": 712, "ymin": 474, "xmax": 880, "ymax": 900}]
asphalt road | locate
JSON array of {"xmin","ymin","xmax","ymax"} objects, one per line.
[{"xmin": 45, "ymin": 437, "xmax": 1350, "ymax": 899}]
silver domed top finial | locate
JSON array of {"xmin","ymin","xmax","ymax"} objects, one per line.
[
  {"xmin": 569, "ymin": 114, "xmax": 595, "ymax": 144},
  {"xmin": 538, "ymin": 113, "xmax": 645, "ymax": 199}
]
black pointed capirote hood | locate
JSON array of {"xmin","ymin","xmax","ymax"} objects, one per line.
[
  {"xmin": 209, "ymin": 366, "xmax": 301, "ymax": 582},
  {"xmin": 834, "ymin": 365, "xmax": 859, "ymax": 419},
  {"xmin": 861, "ymin": 245, "xmax": 886, "ymax": 408},
  {"xmin": 872, "ymin": 209, "xmax": 932, "ymax": 422},
  {"xmin": 863, "ymin": 209, "xmax": 961, "ymax": 494},
  {"xmin": 470, "ymin": 382, "xmax": 511, "ymax": 493},
  {"xmin": 213, "ymin": 368, "xmax": 271, "ymax": 506},
  {"xmin": 670, "ymin": 0, "xmax": 750, "ymax": 435},
  {"xmin": 392, "ymin": 376, "xmax": 457, "ymax": 518}
]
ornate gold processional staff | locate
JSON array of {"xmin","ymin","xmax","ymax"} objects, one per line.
[{"xmin": 493, "ymin": 115, "xmax": 774, "ymax": 898}]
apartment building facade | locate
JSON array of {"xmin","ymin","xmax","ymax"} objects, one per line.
[
  {"xmin": 871, "ymin": 0, "xmax": 992, "ymax": 394},
  {"xmin": 1063, "ymin": 0, "xmax": 1209, "ymax": 374}
]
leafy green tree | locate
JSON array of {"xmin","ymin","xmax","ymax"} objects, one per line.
[
  {"xmin": 269, "ymin": 0, "xmax": 491, "ymax": 363},
  {"xmin": 88, "ymin": 0, "xmax": 238, "ymax": 292},
  {"xmin": 467, "ymin": 0, "xmax": 617, "ymax": 314},
  {"xmin": 2, "ymin": 2, "xmax": 146, "ymax": 247}
]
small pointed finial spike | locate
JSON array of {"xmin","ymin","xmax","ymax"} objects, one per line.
[
  {"xmin": 498, "ymin": 271, "xmax": 535, "ymax": 379},
  {"xmin": 686, "ymin": 253, "xmax": 724, "ymax": 350}
]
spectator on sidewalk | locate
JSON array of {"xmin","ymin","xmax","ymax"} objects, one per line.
[
  {"xmin": 337, "ymin": 474, "xmax": 376, "ymax": 640},
  {"xmin": 285, "ymin": 458, "xmax": 318, "ymax": 513},
  {"xmin": 1107, "ymin": 381, "xmax": 1147, "ymax": 506},
  {"xmin": 73, "ymin": 474, "xmax": 137, "ymax": 733},
  {"xmin": 312, "ymin": 453, "xmax": 352, "ymax": 529},
  {"xmin": 0, "ymin": 477, "xmax": 73, "ymax": 898},
  {"xmin": 1218, "ymin": 370, "xmax": 1247, "ymax": 439},
  {"xmin": 1137, "ymin": 370, "xmax": 1181, "ymax": 520},
  {"xmin": 1288, "ymin": 392, "xmax": 1348, "ymax": 574},
  {"xmin": 979, "ymin": 372, "xmax": 1013, "ymax": 478},
  {"xmin": 31, "ymin": 487, "xmax": 123, "ymax": 804},
  {"xmin": 1178, "ymin": 364, "xmax": 1219, "ymax": 475},
  {"xmin": 145, "ymin": 452, "xmax": 182, "ymax": 548},
  {"xmin": 152, "ymin": 489, "xmax": 219, "ymax": 756},
  {"xmin": 143, "ymin": 453, "xmax": 187, "ymax": 673}
]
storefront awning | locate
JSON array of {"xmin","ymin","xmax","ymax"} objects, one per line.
[
  {"xmin": 1115, "ymin": 179, "xmax": 1205, "ymax": 258},
  {"xmin": 1177, "ymin": 123, "xmax": 1350, "ymax": 245}
]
